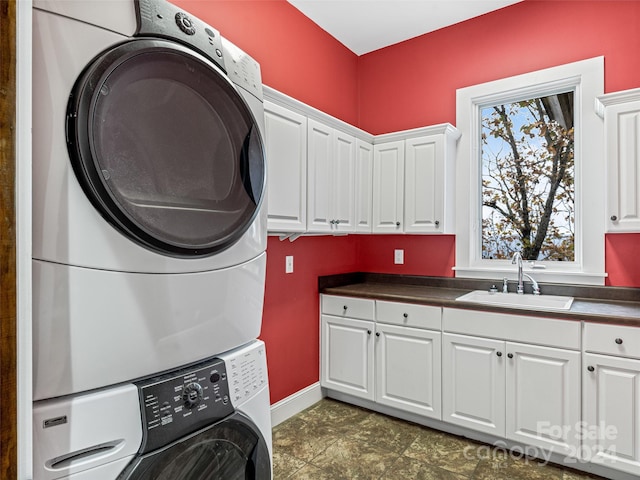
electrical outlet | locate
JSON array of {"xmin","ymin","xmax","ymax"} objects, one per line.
[
  {"xmin": 285, "ymin": 255, "xmax": 294, "ymax": 273},
  {"xmin": 394, "ymin": 249, "xmax": 404, "ymax": 265}
]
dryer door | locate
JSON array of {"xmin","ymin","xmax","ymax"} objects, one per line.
[
  {"xmin": 117, "ymin": 414, "xmax": 271, "ymax": 480},
  {"xmin": 67, "ymin": 39, "xmax": 265, "ymax": 258}
]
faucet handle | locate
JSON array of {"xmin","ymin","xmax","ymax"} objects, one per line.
[{"xmin": 502, "ymin": 277, "xmax": 509, "ymax": 293}]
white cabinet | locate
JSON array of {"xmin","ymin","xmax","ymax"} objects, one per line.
[
  {"xmin": 320, "ymin": 296, "xmax": 442, "ymax": 419},
  {"xmin": 442, "ymin": 308, "xmax": 581, "ymax": 457},
  {"xmin": 372, "ymin": 125, "xmax": 459, "ymax": 234},
  {"xmin": 320, "ymin": 296, "xmax": 375, "ymax": 400},
  {"xmin": 375, "ymin": 301, "xmax": 442, "ymax": 419},
  {"xmin": 264, "ymin": 100, "xmax": 307, "ymax": 232},
  {"xmin": 405, "ymin": 134, "xmax": 452, "ymax": 233},
  {"xmin": 506, "ymin": 342, "xmax": 580, "ymax": 455},
  {"xmin": 307, "ymin": 119, "xmax": 356, "ymax": 232},
  {"xmin": 583, "ymin": 322, "xmax": 640, "ymax": 476},
  {"xmin": 372, "ymin": 140, "xmax": 404, "ymax": 233},
  {"xmin": 442, "ymin": 333, "xmax": 505, "ymax": 436},
  {"xmin": 597, "ymin": 88, "xmax": 640, "ymax": 231},
  {"xmin": 355, "ymin": 139, "xmax": 374, "ymax": 232},
  {"xmin": 321, "ymin": 314, "xmax": 375, "ymax": 400}
]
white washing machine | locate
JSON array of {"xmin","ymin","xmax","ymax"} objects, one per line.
[
  {"xmin": 32, "ymin": 0, "xmax": 268, "ymax": 400},
  {"xmin": 33, "ymin": 340, "xmax": 272, "ymax": 480}
]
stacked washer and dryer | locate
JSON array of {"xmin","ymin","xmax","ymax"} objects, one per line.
[{"xmin": 31, "ymin": 0, "xmax": 271, "ymax": 478}]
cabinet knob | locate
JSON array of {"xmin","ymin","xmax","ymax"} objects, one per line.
[
  {"xmin": 375, "ymin": 332, "xmax": 380, "ymax": 337},
  {"xmin": 396, "ymin": 221, "xmax": 401, "ymax": 227},
  {"xmin": 587, "ymin": 365, "xmax": 595, "ymax": 372},
  {"xmin": 611, "ymin": 215, "xmax": 618, "ymax": 222},
  {"xmin": 507, "ymin": 353, "xmax": 513, "ymax": 359},
  {"xmin": 403, "ymin": 313, "xmax": 408, "ymax": 319},
  {"xmin": 343, "ymin": 305, "xmax": 348, "ymax": 311},
  {"xmin": 615, "ymin": 338, "xmax": 623, "ymax": 345},
  {"xmin": 496, "ymin": 351, "xmax": 502, "ymax": 357},
  {"xmin": 434, "ymin": 220, "xmax": 440, "ymax": 227},
  {"xmin": 335, "ymin": 219, "xmax": 340, "ymax": 225},
  {"xmin": 367, "ymin": 330, "xmax": 371, "ymax": 335}
]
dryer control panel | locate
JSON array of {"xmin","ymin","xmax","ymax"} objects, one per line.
[{"xmin": 136, "ymin": 357, "xmax": 234, "ymax": 454}]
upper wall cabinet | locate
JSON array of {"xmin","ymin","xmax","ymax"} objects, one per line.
[
  {"xmin": 597, "ymin": 88, "xmax": 640, "ymax": 232},
  {"xmin": 355, "ymin": 139, "xmax": 374, "ymax": 233},
  {"xmin": 372, "ymin": 140, "xmax": 405, "ymax": 233},
  {"xmin": 264, "ymin": 100, "xmax": 307, "ymax": 232},
  {"xmin": 373, "ymin": 125, "xmax": 460, "ymax": 234},
  {"xmin": 307, "ymin": 118, "xmax": 357, "ymax": 233}
]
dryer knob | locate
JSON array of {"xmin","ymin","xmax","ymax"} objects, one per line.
[
  {"xmin": 183, "ymin": 382, "xmax": 204, "ymax": 409},
  {"xmin": 175, "ymin": 12, "xmax": 196, "ymax": 35}
]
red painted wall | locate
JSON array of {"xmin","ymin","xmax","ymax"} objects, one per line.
[
  {"xmin": 173, "ymin": 0, "xmax": 640, "ymax": 404},
  {"xmin": 358, "ymin": 0, "xmax": 640, "ymax": 133}
]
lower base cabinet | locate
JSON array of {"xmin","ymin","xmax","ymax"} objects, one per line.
[
  {"xmin": 320, "ymin": 295, "xmax": 640, "ymax": 479},
  {"xmin": 320, "ymin": 314, "xmax": 374, "ymax": 401},
  {"xmin": 583, "ymin": 353, "xmax": 640, "ymax": 476},
  {"xmin": 442, "ymin": 333, "xmax": 581, "ymax": 457},
  {"xmin": 320, "ymin": 296, "xmax": 442, "ymax": 420},
  {"xmin": 375, "ymin": 323, "xmax": 441, "ymax": 419}
]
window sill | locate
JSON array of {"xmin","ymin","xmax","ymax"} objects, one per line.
[{"xmin": 452, "ymin": 266, "xmax": 607, "ymax": 286}]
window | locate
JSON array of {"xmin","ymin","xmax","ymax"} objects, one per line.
[
  {"xmin": 455, "ymin": 58, "xmax": 606, "ymax": 285},
  {"xmin": 481, "ymin": 92, "xmax": 574, "ymax": 262}
]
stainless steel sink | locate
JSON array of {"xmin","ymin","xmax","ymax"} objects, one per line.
[{"xmin": 455, "ymin": 290, "xmax": 574, "ymax": 312}]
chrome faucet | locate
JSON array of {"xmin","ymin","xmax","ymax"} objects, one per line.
[
  {"xmin": 511, "ymin": 252, "xmax": 540, "ymax": 295},
  {"xmin": 512, "ymin": 252, "xmax": 524, "ymax": 294}
]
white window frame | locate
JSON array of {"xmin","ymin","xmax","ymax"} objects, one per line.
[{"xmin": 454, "ymin": 57, "xmax": 606, "ymax": 285}]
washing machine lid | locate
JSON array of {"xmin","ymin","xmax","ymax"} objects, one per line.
[
  {"xmin": 67, "ymin": 38, "xmax": 265, "ymax": 258},
  {"xmin": 118, "ymin": 413, "xmax": 271, "ymax": 480}
]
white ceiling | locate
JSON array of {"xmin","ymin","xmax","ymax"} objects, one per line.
[{"xmin": 287, "ymin": 0, "xmax": 523, "ymax": 55}]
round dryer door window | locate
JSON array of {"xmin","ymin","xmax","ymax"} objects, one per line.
[
  {"xmin": 67, "ymin": 39, "xmax": 265, "ymax": 258},
  {"xmin": 117, "ymin": 415, "xmax": 271, "ymax": 480}
]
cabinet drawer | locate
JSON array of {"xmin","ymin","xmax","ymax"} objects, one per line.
[
  {"xmin": 321, "ymin": 295, "xmax": 375, "ymax": 320},
  {"xmin": 584, "ymin": 323, "xmax": 640, "ymax": 359},
  {"xmin": 376, "ymin": 301, "xmax": 441, "ymax": 330}
]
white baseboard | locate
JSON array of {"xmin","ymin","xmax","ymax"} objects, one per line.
[{"xmin": 270, "ymin": 382, "xmax": 323, "ymax": 427}]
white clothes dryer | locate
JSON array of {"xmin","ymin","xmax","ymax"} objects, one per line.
[
  {"xmin": 33, "ymin": 340, "xmax": 272, "ymax": 480},
  {"xmin": 32, "ymin": 0, "xmax": 268, "ymax": 400}
]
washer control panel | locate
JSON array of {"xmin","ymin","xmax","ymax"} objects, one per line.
[
  {"xmin": 135, "ymin": 0, "xmax": 226, "ymax": 72},
  {"xmin": 137, "ymin": 357, "xmax": 233, "ymax": 454}
]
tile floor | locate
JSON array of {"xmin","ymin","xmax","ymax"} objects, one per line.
[{"xmin": 272, "ymin": 398, "xmax": 608, "ymax": 480}]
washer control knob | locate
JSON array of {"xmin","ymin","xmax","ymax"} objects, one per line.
[
  {"xmin": 183, "ymin": 382, "xmax": 204, "ymax": 409},
  {"xmin": 175, "ymin": 12, "xmax": 196, "ymax": 35}
]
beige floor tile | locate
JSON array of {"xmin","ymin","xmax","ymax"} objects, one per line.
[
  {"xmin": 381, "ymin": 455, "xmax": 470, "ymax": 480},
  {"xmin": 272, "ymin": 416, "xmax": 339, "ymax": 462},
  {"xmin": 310, "ymin": 437, "xmax": 400, "ymax": 479},
  {"xmin": 296, "ymin": 398, "xmax": 373, "ymax": 433},
  {"xmin": 472, "ymin": 453, "xmax": 565, "ymax": 480},
  {"xmin": 290, "ymin": 463, "xmax": 352, "ymax": 480},
  {"xmin": 271, "ymin": 451, "xmax": 306, "ymax": 479},
  {"xmin": 403, "ymin": 429, "xmax": 482, "ymax": 476},
  {"xmin": 348, "ymin": 412, "xmax": 424, "ymax": 454}
]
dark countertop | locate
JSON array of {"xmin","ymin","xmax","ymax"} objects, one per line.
[{"xmin": 319, "ymin": 273, "xmax": 640, "ymax": 327}]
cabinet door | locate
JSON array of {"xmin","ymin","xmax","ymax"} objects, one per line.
[
  {"xmin": 605, "ymin": 100, "xmax": 640, "ymax": 232},
  {"xmin": 332, "ymin": 130, "xmax": 356, "ymax": 232},
  {"xmin": 505, "ymin": 342, "xmax": 580, "ymax": 457},
  {"xmin": 404, "ymin": 135, "xmax": 443, "ymax": 233},
  {"xmin": 320, "ymin": 315, "xmax": 374, "ymax": 401},
  {"xmin": 307, "ymin": 118, "xmax": 333, "ymax": 232},
  {"xmin": 264, "ymin": 101, "xmax": 307, "ymax": 232},
  {"xmin": 584, "ymin": 353, "xmax": 640, "ymax": 476},
  {"xmin": 442, "ymin": 333, "xmax": 505, "ymax": 436},
  {"xmin": 355, "ymin": 139, "xmax": 373, "ymax": 232},
  {"xmin": 375, "ymin": 324, "xmax": 441, "ymax": 419},
  {"xmin": 372, "ymin": 141, "xmax": 404, "ymax": 233}
]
